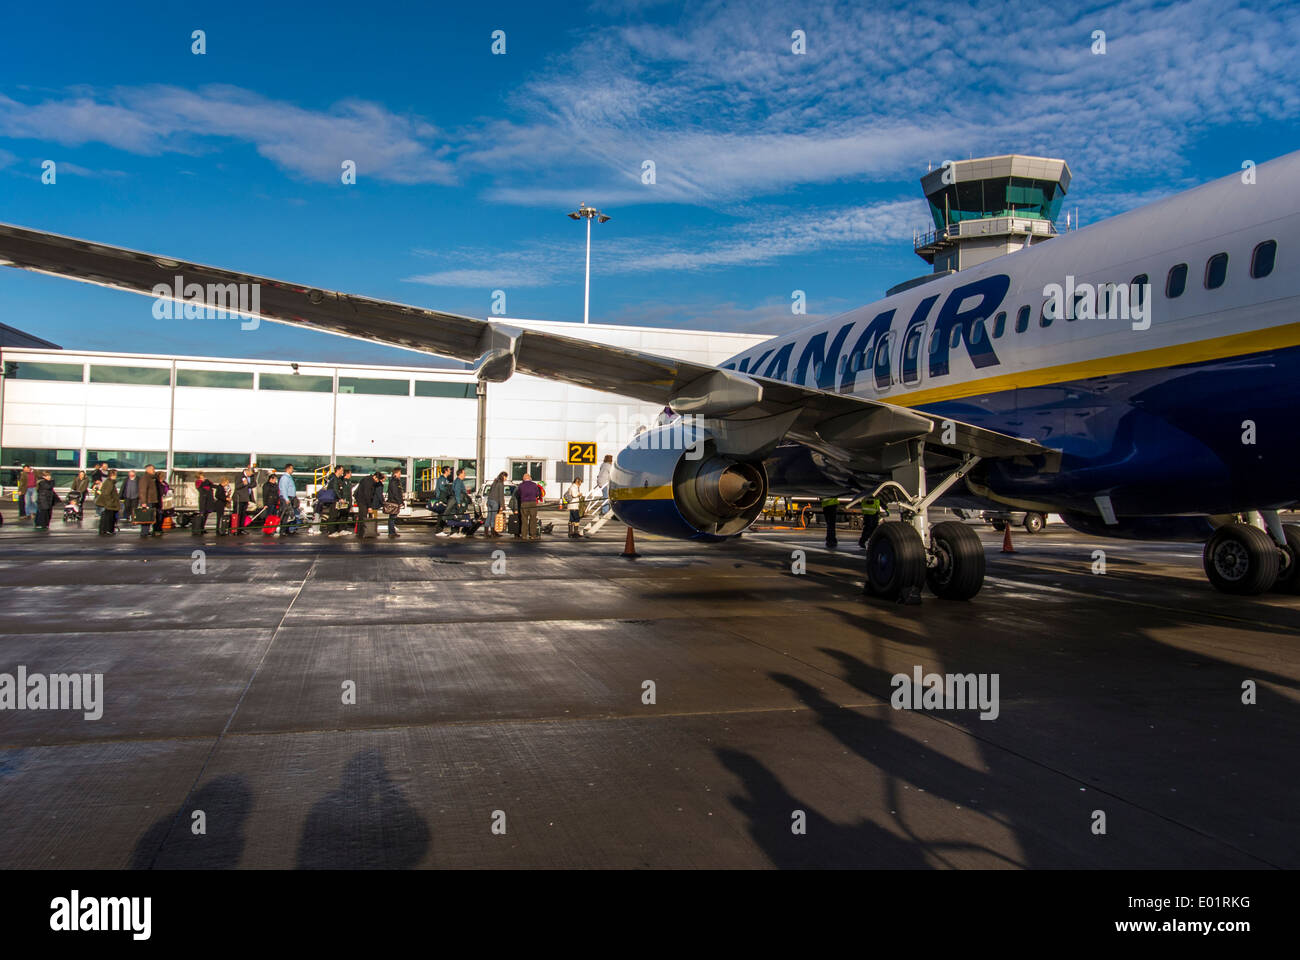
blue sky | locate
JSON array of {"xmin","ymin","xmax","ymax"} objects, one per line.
[{"xmin": 1, "ymin": 0, "xmax": 1298, "ymax": 364}]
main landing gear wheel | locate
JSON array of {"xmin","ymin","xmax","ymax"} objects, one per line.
[
  {"xmin": 1270, "ymin": 524, "xmax": 1300, "ymax": 594},
  {"xmin": 864, "ymin": 522, "xmax": 926, "ymax": 603},
  {"xmin": 926, "ymin": 520, "xmax": 986, "ymax": 600},
  {"xmin": 1203, "ymin": 523, "xmax": 1279, "ymax": 595}
]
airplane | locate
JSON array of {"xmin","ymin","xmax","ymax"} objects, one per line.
[{"xmin": 1, "ymin": 149, "xmax": 1297, "ymax": 604}]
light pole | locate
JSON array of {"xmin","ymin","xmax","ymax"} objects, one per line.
[{"xmin": 567, "ymin": 202, "xmax": 610, "ymax": 324}]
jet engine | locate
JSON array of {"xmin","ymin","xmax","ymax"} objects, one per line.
[{"xmin": 608, "ymin": 421, "xmax": 768, "ymax": 541}]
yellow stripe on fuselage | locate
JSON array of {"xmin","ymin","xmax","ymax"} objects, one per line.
[
  {"xmin": 609, "ymin": 485, "xmax": 674, "ymax": 501},
  {"xmin": 878, "ymin": 321, "xmax": 1300, "ymax": 409}
]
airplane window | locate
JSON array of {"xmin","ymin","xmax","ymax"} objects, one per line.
[
  {"xmin": 929, "ymin": 329, "xmax": 943, "ymax": 355},
  {"xmin": 1098, "ymin": 286, "xmax": 1110, "ymax": 318},
  {"xmin": 950, "ymin": 325, "xmax": 962, "ymax": 349},
  {"xmin": 1040, "ymin": 298, "xmax": 1054, "ymax": 327},
  {"xmin": 1070, "ymin": 292, "xmax": 1086, "ymax": 320},
  {"xmin": 1251, "ymin": 240, "xmax": 1276, "ymax": 279},
  {"xmin": 1166, "ymin": 263, "xmax": 1188, "ymax": 298},
  {"xmin": 971, "ymin": 318, "xmax": 986, "ymax": 344},
  {"xmin": 992, "ymin": 311, "xmax": 1006, "ymax": 338},
  {"xmin": 1131, "ymin": 274, "xmax": 1148, "ymax": 308},
  {"xmin": 1204, "ymin": 253, "xmax": 1228, "ymax": 290},
  {"xmin": 873, "ymin": 334, "xmax": 892, "ymax": 388},
  {"xmin": 864, "ymin": 344, "xmax": 875, "ymax": 371},
  {"xmin": 1015, "ymin": 305, "xmax": 1030, "ymax": 333}
]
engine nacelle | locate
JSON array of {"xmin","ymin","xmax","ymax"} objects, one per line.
[{"xmin": 609, "ymin": 422, "xmax": 768, "ymax": 541}]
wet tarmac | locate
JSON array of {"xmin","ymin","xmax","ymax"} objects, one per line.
[{"xmin": 1, "ymin": 511, "xmax": 1297, "ymax": 868}]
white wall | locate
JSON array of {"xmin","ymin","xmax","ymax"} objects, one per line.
[{"xmin": 1, "ymin": 320, "xmax": 771, "ymax": 487}]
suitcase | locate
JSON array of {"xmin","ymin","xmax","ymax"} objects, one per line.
[
  {"xmin": 506, "ymin": 515, "xmax": 521, "ymax": 536},
  {"xmin": 245, "ymin": 506, "xmax": 269, "ymax": 527},
  {"xmin": 217, "ymin": 514, "xmax": 231, "ymax": 534},
  {"xmin": 262, "ymin": 514, "xmax": 281, "ymax": 535}
]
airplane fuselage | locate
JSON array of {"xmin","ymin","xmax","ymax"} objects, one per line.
[{"xmin": 721, "ymin": 152, "xmax": 1300, "ymax": 521}]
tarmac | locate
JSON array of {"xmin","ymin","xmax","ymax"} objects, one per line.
[{"xmin": 1, "ymin": 508, "xmax": 1297, "ymax": 869}]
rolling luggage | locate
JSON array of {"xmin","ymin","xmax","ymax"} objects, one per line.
[
  {"xmin": 217, "ymin": 513, "xmax": 231, "ymax": 534},
  {"xmin": 245, "ymin": 506, "xmax": 269, "ymax": 527},
  {"xmin": 262, "ymin": 513, "xmax": 281, "ymax": 535}
]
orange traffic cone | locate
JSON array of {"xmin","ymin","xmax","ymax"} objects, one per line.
[
  {"xmin": 621, "ymin": 525, "xmax": 640, "ymax": 559},
  {"xmin": 1001, "ymin": 524, "xmax": 1015, "ymax": 553}
]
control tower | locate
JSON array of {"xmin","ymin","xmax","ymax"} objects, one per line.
[{"xmin": 912, "ymin": 154, "xmax": 1071, "ymax": 274}]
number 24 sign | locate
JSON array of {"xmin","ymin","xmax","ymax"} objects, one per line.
[{"xmin": 567, "ymin": 442, "xmax": 596, "ymax": 465}]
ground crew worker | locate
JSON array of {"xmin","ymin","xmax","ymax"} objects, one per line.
[
  {"xmin": 821, "ymin": 494, "xmax": 841, "ymax": 548},
  {"xmin": 858, "ymin": 496, "xmax": 884, "ymax": 547}
]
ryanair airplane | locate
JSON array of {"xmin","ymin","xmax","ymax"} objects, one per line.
[{"xmin": 1, "ymin": 150, "xmax": 1296, "ymax": 603}]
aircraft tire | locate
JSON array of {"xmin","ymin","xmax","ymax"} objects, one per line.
[
  {"xmin": 1203, "ymin": 523, "xmax": 1279, "ymax": 595},
  {"xmin": 990, "ymin": 519, "xmax": 1006, "ymax": 532},
  {"xmin": 865, "ymin": 522, "xmax": 926, "ymax": 601},
  {"xmin": 1023, "ymin": 511, "xmax": 1045, "ymax": 534},
  {"xmin": 926, "ymin": 521, "xmax": 986, "ymax": 600},
  {"xmin": 1270, "ymin": 524, "xmax": 1300, "ymax": 594}
]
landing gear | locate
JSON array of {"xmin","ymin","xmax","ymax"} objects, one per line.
[
  {"xmin": 926, "ymin": 521, "xmax": 986, "ymax": 600},
  {"xmin": 862, "ymin": 445, "xmax": 987, "ymax": 603},
  {"xmin": 864, "ymin": 522, "xmax": 926, "ymax": 603},
  {"xmin": 1023, "ymin": 511, "xmax": 1045, "ymax": 534},
  {"xmin": 1202, "ymin": 523, "xmax": 1279, "ymax": 595},
  {"xmin": 1270, "ymin": 523, "xmax": 1300, "ymax": 594}
]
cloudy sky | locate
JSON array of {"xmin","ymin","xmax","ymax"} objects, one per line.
[{"xmin": 1, "ymin": 0, "xmax": 1297, "ymax": 362}]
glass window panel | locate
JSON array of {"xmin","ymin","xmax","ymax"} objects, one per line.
[
  {"xmin": 177, "ymin": 369, "xmax": 254, "ymax": 389},
  {"xmin": 1251, "ymin": 240, "xmax": 1276, "ymax": 279},
  {"xmin": 89, "ymin": 365, "xmax": 170, "ymax": 385},
  {"xmin": 5, "ymin": 361, "xmax": 84, "ymax": 381},
  {"xmin": 1204, "ymin": 253, "xmax": 1228, "ymax": 290},
  {"xmin": 414, "ymin": 380, "xmax": 475, "ymax": 399},
  {"xmin": 1015, "ymin": 306, "xmax": 1031, "ymax": 333},
  {"xmin": 260, "ymin": 372, "xmax": 332, "ymax": 392},
  {"xmin": 1, "ymin": 447, "xmax": 82, "ymax": 467},
  {"xmin": 173, "ymin": 452, "xmax": 250, "ymax": 469},
  {"xmin": 87, "ymin": 450, "xmax": 168, "ymax": 470},
  {"xmin": 256, "ymin": 454, "xmax": 332, "ymax": 473},
  {"xmin": 338, "ymin": 377, "xmax": 409, "ymax": 396},
  {"xmin": 1166, "ymin": 263, "xmax": 1188, "ymax": 298}
]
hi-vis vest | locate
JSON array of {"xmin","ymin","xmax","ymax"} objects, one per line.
[
  {"xmin": 820, "ymin": 496, "xmax": 840, "ymax": 509},
  {"xmin": 862, "ymin": 497, "xmax": 882, "ymax": 515}
]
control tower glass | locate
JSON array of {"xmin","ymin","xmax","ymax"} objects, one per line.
[{"xmin": 927, "ymin": 177, "xmax": 1064, "ymax": 229}]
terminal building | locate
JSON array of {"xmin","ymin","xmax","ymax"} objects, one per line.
[{"xmin": 0, "ymin": 319, "xmax": 767, "ymax": 499}]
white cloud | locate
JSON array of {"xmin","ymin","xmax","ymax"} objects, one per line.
[{"xmin": 0, "ymin": 86, "xmax": 456, "ymax": 184}]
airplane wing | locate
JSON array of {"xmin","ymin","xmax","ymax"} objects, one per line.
[{"xmin": 0, "ymin": 221, "xmax": 1050, "ymax": 464}]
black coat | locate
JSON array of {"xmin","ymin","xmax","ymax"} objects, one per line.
[
  {"xmin": 354, "ymin": 476, "xmax": 377, "ymax": 511},
  {"xmin": 196, "ymin": 479, "xmax": 217, "ymax": 512},
  {"xmin": 386, "ymin": 476, "xmax": 404, "ymax": 504},
  {"xmin": 36, "ymin": 479, "xmax": 59, "ymax": 510},
  {"xmin": 234, "ymin": 473, "xmax": 254, "ymax": 504},
  {"xmin": 262, "ymin": 480, "xmax": 280, "ymax": 509}
]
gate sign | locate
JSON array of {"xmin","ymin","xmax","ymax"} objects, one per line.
[{"xmin": 567, "ymin": 442, "xmax": 596, "ymax": 465}]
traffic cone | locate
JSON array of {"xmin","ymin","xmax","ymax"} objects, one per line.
[
  {"xmin": 1001, "ymin": 524, "xmax": 1015, "ymax": 553},
  {"xmin": 621, "ymin": 525, "xmax": 639, "ymax": 559}
]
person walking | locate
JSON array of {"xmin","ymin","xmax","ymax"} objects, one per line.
[
  {"xmin": 193, "ymin": 472, "xmax": 216, "ymax": 536},
  {"xmin": 95, "ymin": 469, "xmax": 121, "ymax": 535},
  {"xmin": 353, "ymin": 471, "xmax": 378, "ymax": 538},
  {"xmin": 385, "ymin": 467, "xmax": 405, "ymax": 537},
  {"xmin": 233, "ymin": 466, "xmax": 254, "ymax": 534},
  {"xmin": 21, "ymin": 464, "xmax": 38, "ymax": 520},
  {"xmin": 820, "ymin": 495, "xmax": 841, "ymax": 549},
  {"xmin": 69, "ymin": 469, "xmax": 90, "ymax": 521},
  {"xmin": 277, "ymin": 464, "xmax": 298, "ymax": 535},
  {"xmin": 215, "ymin": 476, "xmax": 230, "ymax": 535},
  {"xmin": 516, "ymin": 473, "xmax": 543, "ymax": 541},
  {"xmin": 596, "ymin": 455, "xmax": 613, "ymax": 495},
  {"xmin": 137, "ymin": 464, "xmax": 165, "ymax": 537},
  {"xmin": 858, "ymin": 496, "xmax": 885, "ymax": 548},
  {"xmin": 484, "ymin": 471, "xmax": 506, "ymax": 538},
  {"xmin": 564, "ymin": 477, "xmax": 584, "ymax": 538},
  {"xmin": 33, "ymin": 471, "xmax": 59, "ymax": 529},
  {"xmin": 119, "ymin": 469, "xmax": 139, "ymax": 528},
  {"xmin": 323, "ymin": 465, "xmax": 348, "ymax": 537}
]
